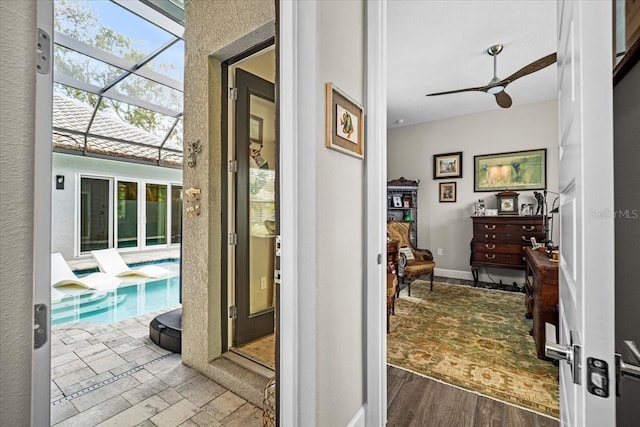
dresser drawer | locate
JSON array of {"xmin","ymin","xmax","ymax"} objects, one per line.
[
  {"xmin": 473, "ymin": 222, "xmax": 545, "ymax": 235},
  {"xmin": 474, "ymin": 230, "xmax": 545, "ymax": 244},
  {"xmin": 473, "ymin": 251, "xmax": 525, "ymax": 266},
  {"xmin": 473, "ymin": 242, "xmax": 527, "ymax": 254}
]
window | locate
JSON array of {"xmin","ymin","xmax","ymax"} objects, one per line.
[
  {"xmin": 80, "ymin": 177, "xmax": 111, "ymax": 252},
  {"xmin": 117, "ymin": 181, "xmax": 138, "ymax": 248},
  {"xmin": 171, "ymin": 185, "xmax": 182, "ymax": 244},
  {"xmin": 146, "ymin": 183, "xmax": 167, "ymax": 246}
]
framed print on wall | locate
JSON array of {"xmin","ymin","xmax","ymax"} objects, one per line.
[
  {"xmin": 439, "ymin": 182, "xmax": 456, "ymax": 203},
  {"xmin": 433, "ymin": 152, "xmax": 463, "ymax": 179},
  {"xmin": 326, "ymin": 83, "xmax": 364, "ymax": 159},
  {"xmin": 474, "ymin": 148, "xmax": 547, "ymax": 192}
]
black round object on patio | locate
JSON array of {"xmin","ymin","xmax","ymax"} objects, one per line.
[{"xmin": 150, "ymin": 307, "xmax": 182, "ymax": 353}]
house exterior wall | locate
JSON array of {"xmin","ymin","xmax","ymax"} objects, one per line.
[
  {"xmin": 182, "ymin": 0, "xmax": 274, "ymax": 371},
  {"xmin": 388, "ymin": 100, "xmax": 559, "ymax": 284},
  {"xmin": 51, "ymin": 152, "xmax": 182, "ymax": 259},
  {"xmin": 0, "ymin": 0, "xmax": 36, "ymax": 425}
]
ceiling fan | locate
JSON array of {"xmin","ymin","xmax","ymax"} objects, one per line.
[{"xmin": 426, "ymin": 44, "xmax": 557, "ymax": 108}]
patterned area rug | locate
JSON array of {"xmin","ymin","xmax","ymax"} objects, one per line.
[{"xmin": 387, "ymin": 280, "xmax": 559, "ymax": 417}]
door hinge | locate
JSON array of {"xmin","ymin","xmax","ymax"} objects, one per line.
[
  {"xmin": 229, "ymin": 87, "xmax": 238, "ymax": 100},
  {"xmin": 36, "ymin": 29, "xmax": 51, "ymax": 74},
  {"xmin": 34, "ymin": 304, "xmax": 47, "ymax": 349},
  {"xmin": 228, "ymin": 305, "xmax": 237, "ymax": 319},
  {"xmin": 274, "ymin": 269, "xmax": 281, "ymax": 285},
  {"xmin": 275, "ymin": 235, "xmax": 281, "ymax": 257},
  {"xmin": 228, "ymin": 232, "xmax": 237, "ymax": 245},
  {"xmin": 228, "ymin": 160, "xmax": 238, "ymax": 173}
]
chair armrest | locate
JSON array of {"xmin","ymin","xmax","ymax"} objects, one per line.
[{"xmin": 413, "ymin": 248, "xmax": 433, "ymax": 261}]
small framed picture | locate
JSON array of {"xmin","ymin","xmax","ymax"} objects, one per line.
[
  {"xmin": 325, "ymin": 83, "xmax": 364, "ymax": 159},
  {"xmin": 439, "ymin": 182, "xmax": 456, "ymax": 203},
  {"xmin": 434, "ymin": 152, "xmax": 462, "ymax": 179},
  {"xmin": 392, "ymin": 196, "xmax": 403, "ymax": 208}
]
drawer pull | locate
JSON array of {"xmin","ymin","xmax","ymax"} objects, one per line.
[
  {"xmin": 522, "ymin": 236, "xmax": 529, "ymax": 241},
  {"xmin": 485, "ymin": 243, "xmax": 496, "ymax": 250},
  {"xmin": 485, "ymin": 254, "xmax": 496, "ymax": 260},
  {"xmin": 522, "ymin": 225, "xmax": 535, "ymax": 231},
  {"xmin": 484, "ymin": 224, "xmax": 496, "ymax": 230},
  {"xmin": 485, "ymin": 234, "xmax": 496, "ymax": 239}
]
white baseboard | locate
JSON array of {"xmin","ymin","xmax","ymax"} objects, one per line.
[
  {"xmin": 434, "ymin": 267, "xmax": 526, "ymax": 286},
  {"xmin": 347, "ymin": 406, "xmax": 365, "ymax": 427}
]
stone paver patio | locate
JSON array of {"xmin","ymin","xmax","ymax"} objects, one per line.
[{"xmin": 51, "ymin": 309, "xmax": 264, "ymax": 426}]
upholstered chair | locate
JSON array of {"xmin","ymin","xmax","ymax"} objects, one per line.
[{"xmin": 387, "ymin": 221, "xmax": 436, "ymax": 293}]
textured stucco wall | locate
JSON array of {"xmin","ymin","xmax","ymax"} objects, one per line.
[
  {"xmin": 182, "ymin": 0, "xmax": 274, "ymax": 371},
  {"xmin": 0, "ymin": 1, "xmax": 36, "ymax": 425}
]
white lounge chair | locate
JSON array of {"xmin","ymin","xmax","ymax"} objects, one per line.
[
  {"xmin": 51, "ymin": 253, "xmax": 121, "ymax": 290},
  {"xmin": 91, "ymin": 248, "xmax": 171, "ymax": 278}
]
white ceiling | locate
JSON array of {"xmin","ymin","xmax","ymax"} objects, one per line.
[{"xmin": 387, "ymin": 0, "xmax": 557, "ymax": 128}]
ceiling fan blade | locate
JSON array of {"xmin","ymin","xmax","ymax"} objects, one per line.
[
  {"xmin": 502, "ymin": 52, "xmax": 557, "ymax": 84},
  {"xmin": 495, "ymin": 91, "xmax": 512, "ymax": 108},
  {"xmin": 426, "ymin": 86, "xmax": 486, "ymax": 97}
]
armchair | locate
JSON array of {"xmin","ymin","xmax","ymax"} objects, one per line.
[{"xmin": 387, "ymin": 221, "xmax": 436, "ymax": 293}]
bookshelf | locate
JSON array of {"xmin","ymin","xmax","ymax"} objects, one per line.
[{"xmin": 387, "ymin": 177, "xmax": 419, "ymax": 246}]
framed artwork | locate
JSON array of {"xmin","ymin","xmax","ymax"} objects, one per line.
[
  {"xmin": 392, "ymin": 195, "xmax": 403, "ymax": 208},
  {"xmin": 474, "ymin": 148, "xmax": 547, "ymax": 192},
  {"xmin": 250, "ymin": 115, "xmax": 263, "ymax": 145},
  {"xmin": 326, "ymin": 83, "xmax": 364, "ymax": 159},
  {"xmin": 439, "ymin": 182, "xmax": 456, "ymax": 203},
  {"xmin": 433, "ymin": 152, "xmax": 462, "ymax": 179}
]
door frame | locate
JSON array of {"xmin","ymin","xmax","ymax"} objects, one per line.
[
  {"xmin": 220, "ymin": 38, "xmax": 276, "ymax": 353},
  {"xmin": 33, "ymin": 0, "xmax": 54, "ymax": 425}
]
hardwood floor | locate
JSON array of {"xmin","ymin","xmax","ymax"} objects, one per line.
[{"xmin": 387, "ymin": 366, "xmax": 559, "ymax": 427}]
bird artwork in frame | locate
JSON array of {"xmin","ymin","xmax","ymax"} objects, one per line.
[{"xmin": 326, "ymin": 83, "xmax": 364, "ymax": 159}]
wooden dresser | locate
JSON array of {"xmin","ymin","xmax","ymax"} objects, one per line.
[
  {"xmin": 470, "ymin": 216, "xmax": 545, "ymax": 286},
  {"xmin": 524, "ymin": 247, "xmax": 559, "ymax": 360}
]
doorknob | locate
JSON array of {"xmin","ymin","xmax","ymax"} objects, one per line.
[
  {"xmin": 616, "ymin": 340, "xmax": 640, "ymax": 391},
  {"xmin": 545, "ymin": 326, "xmax": 581, "ymax": 384}
]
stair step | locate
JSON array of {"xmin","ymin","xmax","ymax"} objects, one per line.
[{"xmin": 206, "ymin": 352, "xmax": 274, "ymax": 409}]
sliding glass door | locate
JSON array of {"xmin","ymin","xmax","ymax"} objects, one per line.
[
  {"xmin": 80, "ymin": 177, "xmax": 112, "ymax": 252},
  {"xmin": 117, "ymin": 181, "xmax": 138, "ymax": 248},
  {"xmin": 145, "ymin": 183, "xmax": 167, "ymax": 246}
]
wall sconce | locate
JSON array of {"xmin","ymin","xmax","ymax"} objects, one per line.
[{"xmin": 55, "ymin": 175, "xmax": 64, "ymax": 190}]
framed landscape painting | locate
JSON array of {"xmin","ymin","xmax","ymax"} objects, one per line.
[
  {"xmin": 433, "ymin": 152, "xmax": 462, "ymax": 179},
  {"xmin": 474, "ymin": 149, "xmax": 547, "ymax": 192}
]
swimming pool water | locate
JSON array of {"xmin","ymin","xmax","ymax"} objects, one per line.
[{"xmin": 51, "ymin": 262, "xmax": 181, "ymax": 325}]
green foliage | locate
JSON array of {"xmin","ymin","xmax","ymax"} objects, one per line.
[{"xmin": 54, "ymin": 0, "xmax": 180, "ymax": 137}]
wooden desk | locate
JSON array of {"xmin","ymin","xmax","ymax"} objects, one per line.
[{"xmin": 524, "ymin": 247, "xmax": 559, "ymax": 360}]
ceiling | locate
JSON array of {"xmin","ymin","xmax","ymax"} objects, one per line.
[{"xmin": 387, "ymin": 0, "xmax": 557, "ymax": 128}]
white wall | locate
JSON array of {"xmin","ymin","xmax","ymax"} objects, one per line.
[
  {"xmin": 388, "ymin": 100, "xmax": 559, "ymax": 284},
  {"xmin": 0, "ymin": 1, "xmax": 36, "ymax": 424},
  {"xmin": 315, "ymin": 1, "xmax": 365, "ymax": 425},
  {"xmin": 52, "ymin": 152, "xmax": 182, "ymax": 260}
]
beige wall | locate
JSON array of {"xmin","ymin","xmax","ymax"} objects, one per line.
[
  {"xmin": 182, "ymin": 0, "xmax": 274, "ymax": 371},
  {"xmin": 388, "ymin": 100, "xmax": 559, "ymax": 283},
  {"xmin": 0, "ymin": 0, "xmax": 36, "ymax": 425}
]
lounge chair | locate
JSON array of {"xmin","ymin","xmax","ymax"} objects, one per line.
[
  {"xmin": 91, "ymin": 248, "xmax": 171, "ymax": 278},
  {"xmin": 51, "ymin": 253, "xmax": 122, "ymax": 290}
]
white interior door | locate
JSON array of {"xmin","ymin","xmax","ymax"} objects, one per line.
[
  {"xmin": 33, "ymin": 0, "xmax": 54, "ymax": 425},
  {"xmin": 555, "ymin": 0, "xmax": 615, "ymax": 425}
]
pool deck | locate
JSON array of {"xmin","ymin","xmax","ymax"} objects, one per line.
[
  {"xmin": 51, "ymin": 308, "xmax": 263, "ymax": 426},
  {"xmin": 66, "ymin": 248, "xmax": 181, "ymax": 272}
]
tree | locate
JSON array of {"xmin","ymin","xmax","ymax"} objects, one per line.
[{"xmin": 54, "ymin": 0, "xmax": 181, "ymax": 139}]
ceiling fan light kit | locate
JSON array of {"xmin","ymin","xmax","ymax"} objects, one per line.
[{"xmin": 426, "ymin": 44, "xmax": 557, "ymax": 108}]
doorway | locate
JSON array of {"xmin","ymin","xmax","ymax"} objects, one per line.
[{"xmin": 226, "ymin": 46, "xmax": 277, "ymax": 369}]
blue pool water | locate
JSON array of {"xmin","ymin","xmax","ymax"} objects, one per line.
[{"xmin": 51, "ymin": 261, "xmax": 181, "ymax": 325}]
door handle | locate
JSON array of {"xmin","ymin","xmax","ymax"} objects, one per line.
[
  {"xmin": 617, "ymin": 341, "xmax": 640, "ymax": 384},
  {"xmin": 545, "ymin": 326, "xmax": 581, "ymax": 384}
]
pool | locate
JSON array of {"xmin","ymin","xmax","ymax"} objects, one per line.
[{"xmin": 51, "ymin": 261, "xmax": 181, "ymax": 325}]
